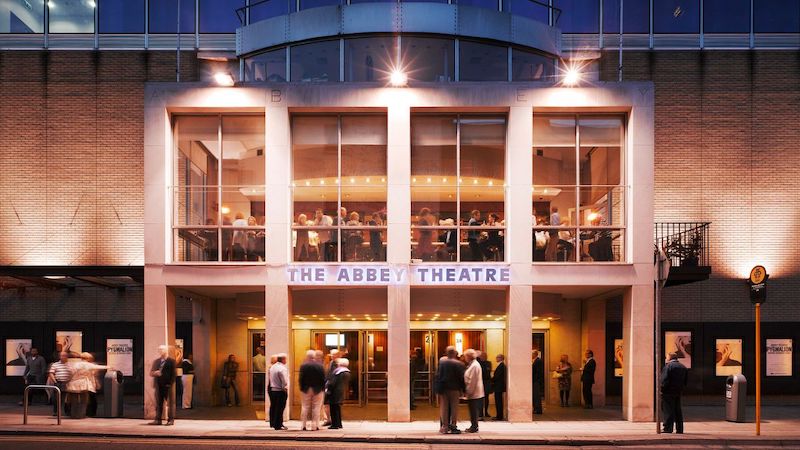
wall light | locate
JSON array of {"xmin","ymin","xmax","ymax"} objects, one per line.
[
  {"xmin": 389, "ymin": 69, "xmax": 408, "ymax": 87},
  {"xmin": 563, "ymin": 67, "xmax": 581, "ymax": 86},
  {"xmin": 213, "ymin": 72, "xmax": 235, "ymax": 87}
]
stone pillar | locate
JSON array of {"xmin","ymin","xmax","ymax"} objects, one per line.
[
  {"xmin": 191, "ymin": 297, "xmax": 217, "ymax": 406},
  {"xmin": 622, "ymin": 285, "xmax": 654, "ymax": 421},
  {"xmin": 387, "ymin": 285, "xmax": 411, "ymax": 421},
  {"xmin": 507, "ymin": 286, "xmax": 533, "ymax": 422},
  {"xmin": 264, "ymin": 283, "xmax": 291, "ymax": 419},
  {"xmin": 386, "ymin": 102, "xmax": 410, "ymax": 264},
  {"xmin": 143, "ymin": 284, "xmax": 176, "ymax": 419},
  {"xmin": 581, "ymin": 298, "xmax": 606, "ymax": 407}
]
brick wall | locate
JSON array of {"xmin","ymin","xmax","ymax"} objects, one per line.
[
  {"xmin": 0, "ymin": 50, "xmax": 198, "ymax": 266},
  {"xmin": 600, "ymin": 50, "xmax": 800, "ymax": 322}
]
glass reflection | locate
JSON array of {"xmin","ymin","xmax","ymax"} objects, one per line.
[
  {"xmin": 512, "ymin": 49, "xmax": 555, "ymax": 81},
  {"xmin": 1, "ymin": 0, "xmax": 44, "ymax": 33},
  {"xmin": 245, "ymin": 48, "xmax": 287, "ymax": 82},
  {"xmin": 402, "ymin": 37, "xmax": 454, "ymax": 82},
  {"xmin": 290, "ymin": 40, "xmax": 340, "ymax": 82},
  {"xmin": 459, "ymin": 41, "xmax": 507, "ymax": 81},
  {"xmin": 49, "ymin": 0, "xmax": 95, "ymax": 33}
]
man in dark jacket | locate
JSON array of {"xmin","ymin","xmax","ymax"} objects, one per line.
[
  {"xmin": 532, "ymin": 350, "xmax": 544, "ymax": 414},
  {"xmin": 149, "ymin": 345, "xmax": 176, "ymax": 425},
  {"xmin": 477, "ymin": 351, "xmax": 492, "ymax": 419},
  {"xmin": 327, "ymin": 358, "xmax": 351, "ymax": 429},
  {"xmin": 492, "ymin": 354, "xmax": 507, "ymax": 420},
  {"xmin": 661, "ymin": 352, "xmax": 689, "ymax": 434},
  {"xmin": 409, "ymin": 348, "xmax": 424, "ymax": 410},
  {"xmin": 434, "ymin": 346, "xmax": 466, "ymax": 434},
  {"xmin": 581, "ymin": 350, "xmax": 596, "ymax": 409},
  {"xmin": 22, "ymin": 347, "xmax": 48, "ymax": 405}
]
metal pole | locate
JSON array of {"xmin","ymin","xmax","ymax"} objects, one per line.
[
  {"xmin": 176, "ymin": 0, "xmax": 181, "ymax": 83},
  {"xmin": 618, "ymin": 0, "xmax": 623, "ymax": 82},
  {"xmin": 755, "ymin": 302, "xmax": 761, "ymax": 435},
  {"xmin": 655, "ymin": 275, "xmax": 661, "ymax": 433}
]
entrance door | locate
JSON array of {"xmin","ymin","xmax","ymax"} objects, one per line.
[
  {"xmin": 410, "ymin": 331, "xmax": 434, "ymax": 405},
  {"xmin": 249, "ymin": 330, "xmax": 266, "ymax": 402},
  {"xmin": 313, "ymin": 331, "xmax": 362, "ymax": 405},
  {"xmin": 363, "ymin": 331, "xmax": 388, "ymax": 404},
  {"xmin": 532, "ymin": 331, "xmax": 547, "ymax": 404}
]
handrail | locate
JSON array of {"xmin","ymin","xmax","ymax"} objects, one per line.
[
  {"xmin": 23, "ymin": 385, "xmax": 61, "ymax": 425},
  {"xmin": 654, "ymin": 222, "xmax": 711, "ymax": 268},
  {"xmin": 236, "ymin": 0, "xmax": 561, "ymax": 26}
]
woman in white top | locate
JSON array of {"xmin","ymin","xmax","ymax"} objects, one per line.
[{"xmin": 66, "ymin": 352, "xmax": 110, "ymax": 417}]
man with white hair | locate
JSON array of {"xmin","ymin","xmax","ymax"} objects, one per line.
[
  {"xmin": 327, "ymin": 358, "xmax": 351, "ymax": 429},
  {"xmin": 299, "ymin": 349, "xmax": 326, "ymax": 431},
  {"xmin": 463, "ymin": 348, "xmax": 484, "ymax": 433},
  {"xmin": 148, "ymin": 345, "xmax": 176, "ymax": 425},
  {"xmin": 322, "ymin": 348, "xmax": 340, "ymax": 426},
  {"xmin": 268, "ymin": 353, "xmax": 289, "ymax": 430}
]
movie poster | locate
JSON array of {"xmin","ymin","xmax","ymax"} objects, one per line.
[
  {"xmin": 56, "ymin": 331, "xmax": 83, "ymax": 360},
  {"xmin": 664, "ymin": 331, "xmax": 692, "ymax": 369},
  {"xmin": 766, "ymin": 339, "xmax": 792, "ymax": 377},
  {"xmin": 106, "ymin": 339, "xmax": 134, "ymax": 376},
  {"xmin": 715, "ymin": 339, "xmax": 743, "ymax": 377},
  {"xmin": 5, "ymin": 339, "xmax": 32, "ymax": 376},
  {"xmin": 613, "ymin": 339, "xmax": 623, "ymax": 377}
]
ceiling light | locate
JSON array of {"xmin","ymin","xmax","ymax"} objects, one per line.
[
  {"xmin": 389, "ymin": 69, "xmax": 408, "ymax": 87},
  {"xmin": 213, "ymin": 72, "xmax": 235, "ymax": 87},
  {"xmin": 220, "ymin": 206, "xmax": 230, "ymax": 215},
  {"xmin": 562, "ymin": 66, "xmax": 581, "ymax": 87}
]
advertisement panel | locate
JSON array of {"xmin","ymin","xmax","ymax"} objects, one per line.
[
  {"xmin": 106, "ymin": 339, "xmax": 134, "ymax": 376},
  {"xmin": 5, "ymin": 339, "xmax": 32, "ymax": 376},
  {"xmin": 715, "ymin": 338, "xmax": 743, "ymax": 377},
  {"xmin": 766, "ymin": 339, "xmax": 792, "ymax": 377}
]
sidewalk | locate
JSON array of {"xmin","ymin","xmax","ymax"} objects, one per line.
[{"xmin": 2, "ymin": 403, "xmax": 799, "ymax": 447}]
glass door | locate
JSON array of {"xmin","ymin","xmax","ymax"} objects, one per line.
[
  {"xmin": 364, "ymin": 330, "xmax": 388, "ymax": 404},
  {"xmin": 249, "ymin": 330, "xmax": 266, "ymax": 403},
  {"xmin": 313, "ymin": 331, "xmax": 362, "ymax": 405}
]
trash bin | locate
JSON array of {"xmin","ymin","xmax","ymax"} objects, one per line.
[
  {"xmin": 103, "ymin": 370, "xmax": 124, "ymax": 418},
  {"xmin": 725, "ymin": 374, "xmax": 746, "ymax": 422}
]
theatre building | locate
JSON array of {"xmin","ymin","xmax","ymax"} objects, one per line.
[{"xmin": 2, "ymin": 0, "xmax": 800, "ymax": 424}]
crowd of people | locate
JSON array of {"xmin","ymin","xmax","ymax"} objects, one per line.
[
  {"xmin": 414, "ymin": 208, "xmax": 506, "ymax": 262},
  {"xmin": 195, "ymin": 213, "xmax": 266, "ymax": 262},
  {"xmin": 533, "ymin": 207, "xmax": 615, "ymax": 262},
  {"xmin": 293, "ymin": 208, "xmax": 386, "ymax": 262}
]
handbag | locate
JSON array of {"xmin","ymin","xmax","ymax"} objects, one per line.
[{"xmin": 220, "ymin": 376, "xmax": 229, "ymax": 389}]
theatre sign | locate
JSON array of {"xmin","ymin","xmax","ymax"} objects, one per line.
[{"xmin": 286, "ymin": 265, "xmax": 511, "ymax": 286}]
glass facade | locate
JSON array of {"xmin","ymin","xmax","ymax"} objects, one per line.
[
  {"xmin": 200, "ymin": 0, "xmax": 245, "ymax": 33},
  {"xmin": 704, "ymin": 0, "xmax": 750, "ymax": 33},
  {"xmin": 653, "ymin": 0, "xmax": 700, "ymax": 34},
  {"xmin": 533, "ymin": 114, "xmax": 625, "ymax": 262},
  {"xmin": 99, "ymin": 0, "xmax": 144, "ymax": 33},
  {"xmin": 173, "ymin": 115, "xmax": 266, "ymax": 262},
  {"xmin": 402, "ymin": 36, "xmax": 455, "ymax": 82},
  {"xmin": 754, "ymin": 0, "xmax": 800, "ymax": 33},
  {"xmin": 244, "ymin": 47, "xmax": 287, "ymax": 82},
  {"xmin": 512, "ymin": 48, "xmax": 555, "ymax": 81},
  {"xmin": 345, "ymin": 36, "xmax": 396, "ymax": 82},
  {"xmin": 411, "ymin": 114, "xmax": 506, "ymax": 262},
  {"xmin": 290, "ymin": 40, "xmax": 340, "ymax": 82},
  {"xmin": 48, "ymin": 0, "xmax": 95, "ymax": 33},
  {"xmin": 291, "ymin": 114, "xmax": 388, "ymax": 262},
  {"xmin": 459, "ymin": 40, "xmax": 508, "ymax": 82},
  {"xmin": 149, "ymin": 0, "xmax": 196, "ymax": 33},
  {"xmin": 603, "ymin": 0, "xmax": 649, "ymax": 34},
  {"xmin": 554, "ymin": 0, "xmax": 599, "ymax": 33}
]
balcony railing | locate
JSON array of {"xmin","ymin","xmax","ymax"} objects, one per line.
[{"xmin": 655, "ymin": 222, "xmax": 711, "ymax": 286}]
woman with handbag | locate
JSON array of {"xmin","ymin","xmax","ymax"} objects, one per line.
[{"xmin": 221, "ymin": 354, "xmax": 240, "ymax": 407}]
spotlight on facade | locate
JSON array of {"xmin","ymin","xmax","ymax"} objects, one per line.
[
  {"xmin": 213, "ymin": 72, "xmax": 235, "ymax": 87},
  {"xmin": 389, "ymin": 69, "xmax": 408, "ymax": 87},
  {"xmin": 563, "ymin": 67, "xmax": 581, "ymax": 86}
]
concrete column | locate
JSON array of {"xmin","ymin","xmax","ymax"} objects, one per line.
[
  {"xmin": 507, "ymin": 285, "xmax": 533, "ymax": 422},
  {"xmin": 622, "ymin": 285, "xmax": 654, "ymax": 421},
  {"xmin": 386, "ymin": 102, "xmax": 410, "ymax": 264},
  {"xmin": 264, "ymin": 283, "xmax": 291, "ymax": 419},
  {"xmin": 143, "ymin": 284, "xmax": 176, "ymax": 419},
  {"xmin": 581, "ymin": 298, "xmax": 606, "ymax": 407},
  {"xmin": 265, "ymin": 104, "xmax": 290, "ymax": 265},
  {"xmin": 387, "ymin": 285, "xmax": 410, "ymax": 421},
  {"xmin": 191, "ymin": 297, "xmax": 217, "ymax": 406},
  {"xmin": 506, "ymin": 106, "xmax": 533, "ymax": 266}
]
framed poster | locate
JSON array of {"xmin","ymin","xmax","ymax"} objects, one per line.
[
  {"xmin": 715, "ymin": 339, "xmax": 743, "ymax": 377},
  {"xmin": 56, "ymin": 331, "xmax": 83, "ymax": 360},
  {"xmin": 5, "ymin": 339, "xmax": 32, "ymax": 376},
  {"xmin": 766, "ymin": 339, "xmax": 792, "ymax": 377},
  {"xmin": 665, "ymin": 331, "xmax": 692, "ymax": 368},
  {"xmin": 175, "ymin": 339, "xmax": 184, "ymax": 376},
  {"xmin": 106, "ymin": 339, "xmax": 134, "ymax": 376},
  {"xmin": 613, "ymin": 339, "xmax": 623, "ymax": 377}
]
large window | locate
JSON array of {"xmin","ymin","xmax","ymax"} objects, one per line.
[
  {"xmin": 504, "ymin": 0, "xmax": 549, "ymax": 24},
  {"xmin": 533, "ymin": 114, "xmax": 625, "ymax": 263},
  {"xmin": 459, "ymin": 40, "xmax": 508, "ymax": 81},
  {"xmin": 754, "ymin": 0, "xmax": 800, "ymax": 33},
  {"xmin": 512, "ymin": 48, "xmax": 555, "ymax": 81},
  {"xmin": 290, "ymin": 40, "xmax": 340, "ymax": 82},
  {"xmin": 49, "ymin": 0, "xmax": 95, "ymax": 33},
  {"xmin": 554, "ymin": 0, "xmax": 600, "ymax": 33},
  {"xmin": 402, "ymin": 36, "xmax": 455, "ymax": 82},
  {"xmin": 653, "ymin": 0, "xmax": 699, "ymax": 33},
  {"xmin": 1, "ymin": 0, "xmax": 44, "ymax": 33},
  {"xmin": 244, "ymin": 48, "xmax": 287, "ymax": 82},
  {"xmin": 704, "ymin": 0, "xmax": 750, "ymax": 33},
  {"xmin": 99, "ymin": 0, "xmax": 145, "ymax": 33},
  {"xmin": 173, "ymin": 115, "xmax": 265, "ymax": 263},
  {"xmin": 411, "ymin": 114, "xmax": 506, "ymax": 262},
  {"xmin": 199, "ymin": 0, "xmax": 245, "ymax": 33},
  {"xmin": 345, "ymin": 36, "xmax": 396, "ymax": 82},
  {"xmin": 149, "ymin": 0, "xmax": 195, "ymax": 33},
  {"xmin": 603, "ymin": 0, "xmax": 649, "ymax": 34},
  {"xmin": 291, "ymin": 114, "xmax": 387, "ymax": 263}
]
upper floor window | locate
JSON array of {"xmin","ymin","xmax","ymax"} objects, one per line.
[
  {"xmin": 411, "ymin": 114, "xmax": 506, "ymax": 262},
  {"xmin": 459, "ymin": 40, "xmax": 507, "ymax": 81},
  {"xmin": 291, "ymin": 114, "xmax": 388, "ymax": 263},
  {"xmin": 291, "ymin": 40, "xmax": 340, "ymax": 82},
  {"xmin": 99, "ymin": 0, "xmax": 145, "ymax": 33},
  {"xmin": 754, "ymin": 0, "xmax": 800, "ymax": 33},
  {"xmin": 244, "ymin": 47, "xmax": 288, "ymax": 82},
  {"xmin": 554, "ymin": 0, "xmax": 600, "ymax": 33},
  {"xmin": 402, "ymin": 36, "xmax": 455, "ymax": 82},
  {"xmin": 199, "ymin": 0, "xmax": 244, "ymax": 33},
  {"xmin": 345, "ymin": 36, "xmax": 396, "ymax": 82},
  {"xmin": 149, "ymin": 0, "xmax": 195, "ymax": 33},
  {"xmin": 704, "ymin": 0, "xmax": 750, "ymax": 33},
  {"xmin": 49, "ymin": 0, "xmax": 95, "ymax": 33},
  {"xmin": 512, "ymin": 48, "xmax": 555, "ymax": 81},
  {"xmin": 0, "ymin": 0, "xmax": 44, "ymax": 33},
  {"xmin": 653, "ymin": 0, "xmax": 699, "ymax": 33},
  {"xmin": 533, "ymin": 114, "xmax": 625, "ymax": 263},
  {"xmin": 504, "ymin": 0, "xmax": 549, "ymax": 25},
  {"xmin": 603, "ymin": 0, "xmax": 649, "ymax": 34},
  {"xmin": 172, "ymin": 115, "xmax": 265, "ymax": 263}
]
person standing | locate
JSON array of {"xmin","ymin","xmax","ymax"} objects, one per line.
[
  {"xmin": 531, "ymin": 350, "xmax": 544, "ymax": 414},
  {"xmin": 180, "ymin": 354, "xmax": 195, "ymax": 409},
  {"xmin": 21, "ymin": 347, "xmax": 47, "ymax": 406},
  {"xmin": 545, "ymin": 206, "xmax": 561, "ymax": 261},
  {"xmin": 268, "ymin": 353, "xmax": 289, "ymax": 430},
  {"xmin": 299, "ymin": 350, "xmax": 326, "ymax": 431},
  {"xmin": 221, "ymin": 354, "xmax": 240, "ymax": 407},
  {"xmin": 327, "ymin": 358, "xmax": 351, "ymax": 429},
  {"xmin": 433, "ymin": 346, "xmax": 465, "ymax": 434},
  {"xmin": 492, "ymin": 354, "xmax": 507, "ymax": 420},
  {"xmin": 476, "ymin": 351, "xmax": 492, "ymax": 420},
  {"xmin": 149, "ymin": 345, "xmax": 176, "ymax": 425},
  {"xmin": 47, "ymin": 352, "xmax": 74, "ymax": 416},
  {"xmin": 555, "ymin": 354, "xmax": 573, "ymax": 407},
  {"xmin": 581, "ymin": 350, "xmax": 596, "ymax": 409},
  {"xmin": 467, "ymin": 210, "xmax": 483, "ymax": 261},
  {"xmin": 409, "ymin": 348, "xmax": 424, "ymax": 410},
  {"xmin": 314, "ymin": 209, "xmax": 334, "ymax": 262},
  {"xmin": 463, "ymin": 349, "xmax": 484, "ymax": 433},
  {"xmin": 661, "ymin": 352, "xmax": 689, "ymax": 434}
]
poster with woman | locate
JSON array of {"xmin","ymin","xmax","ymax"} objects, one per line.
[
  {"xmin": 613, "ymin": 339, "xmax": 623, "ymax": 377},
  {"xmin": 664, "ymin": 331, "xmax": 692, "ymax": 368},
  {"xmin": 715, "ymin": 339, "xmax": 743, "ymax": 376},
  {"xmin": 56, "ymin": 331, "xmax": 83, "ymax": 360},
  {"xmin": 5, "ymin": 339, "xmax": 32, "ymax": 376}
]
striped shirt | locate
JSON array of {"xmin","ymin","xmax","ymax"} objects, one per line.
[{"xmin": 49, "ymin": 361, "xmax": 75, "ymax": 382}]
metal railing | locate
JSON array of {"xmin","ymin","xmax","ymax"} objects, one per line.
[
  {"xmin": 654, "ymin": 222, "xmax": 711, "ymax": 268},
  {"xmin": 236, "ymin": 0, "xmax": 561, "ymax": 26},
  {"xmin": 23, "ymin": 385, "xmax": 62, "ymax": 425}
]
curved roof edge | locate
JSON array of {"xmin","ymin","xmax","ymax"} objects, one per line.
[{"xmin": 237, "ymin": 3, "xmax": 562, "ymax": 57}]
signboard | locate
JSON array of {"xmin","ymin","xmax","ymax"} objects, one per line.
[
  {"xmin": 665, "ymin": 331, "xmax": 692, "ymax": 369},
  {"xmin": 613, "ymin": 339, "xmax": 623, "ymax": 377},
  {"xmin": 286, "ymin": 264, "xmax": 511, "ymax": 285},
  {"xmin": 56, "ymin": 331, "xmax": 83, "ymax": 360},
  {"xmin": 106, "ymin": 339, "xmax": 134, "ymax": 376},
  {"xmin": 715, "ymin": 339, "xmax": 743, "ymax": 377},
  {"xmin": 766, "ymin": 339, "xmax": 792, "ymax": 377},
  {"xmin": 748, "ymin": 265, "xmax": 768, "ymax": 304},
  {"xmin": 5, "ymin": 339, "xmax": 32, "ymax": 376}
]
